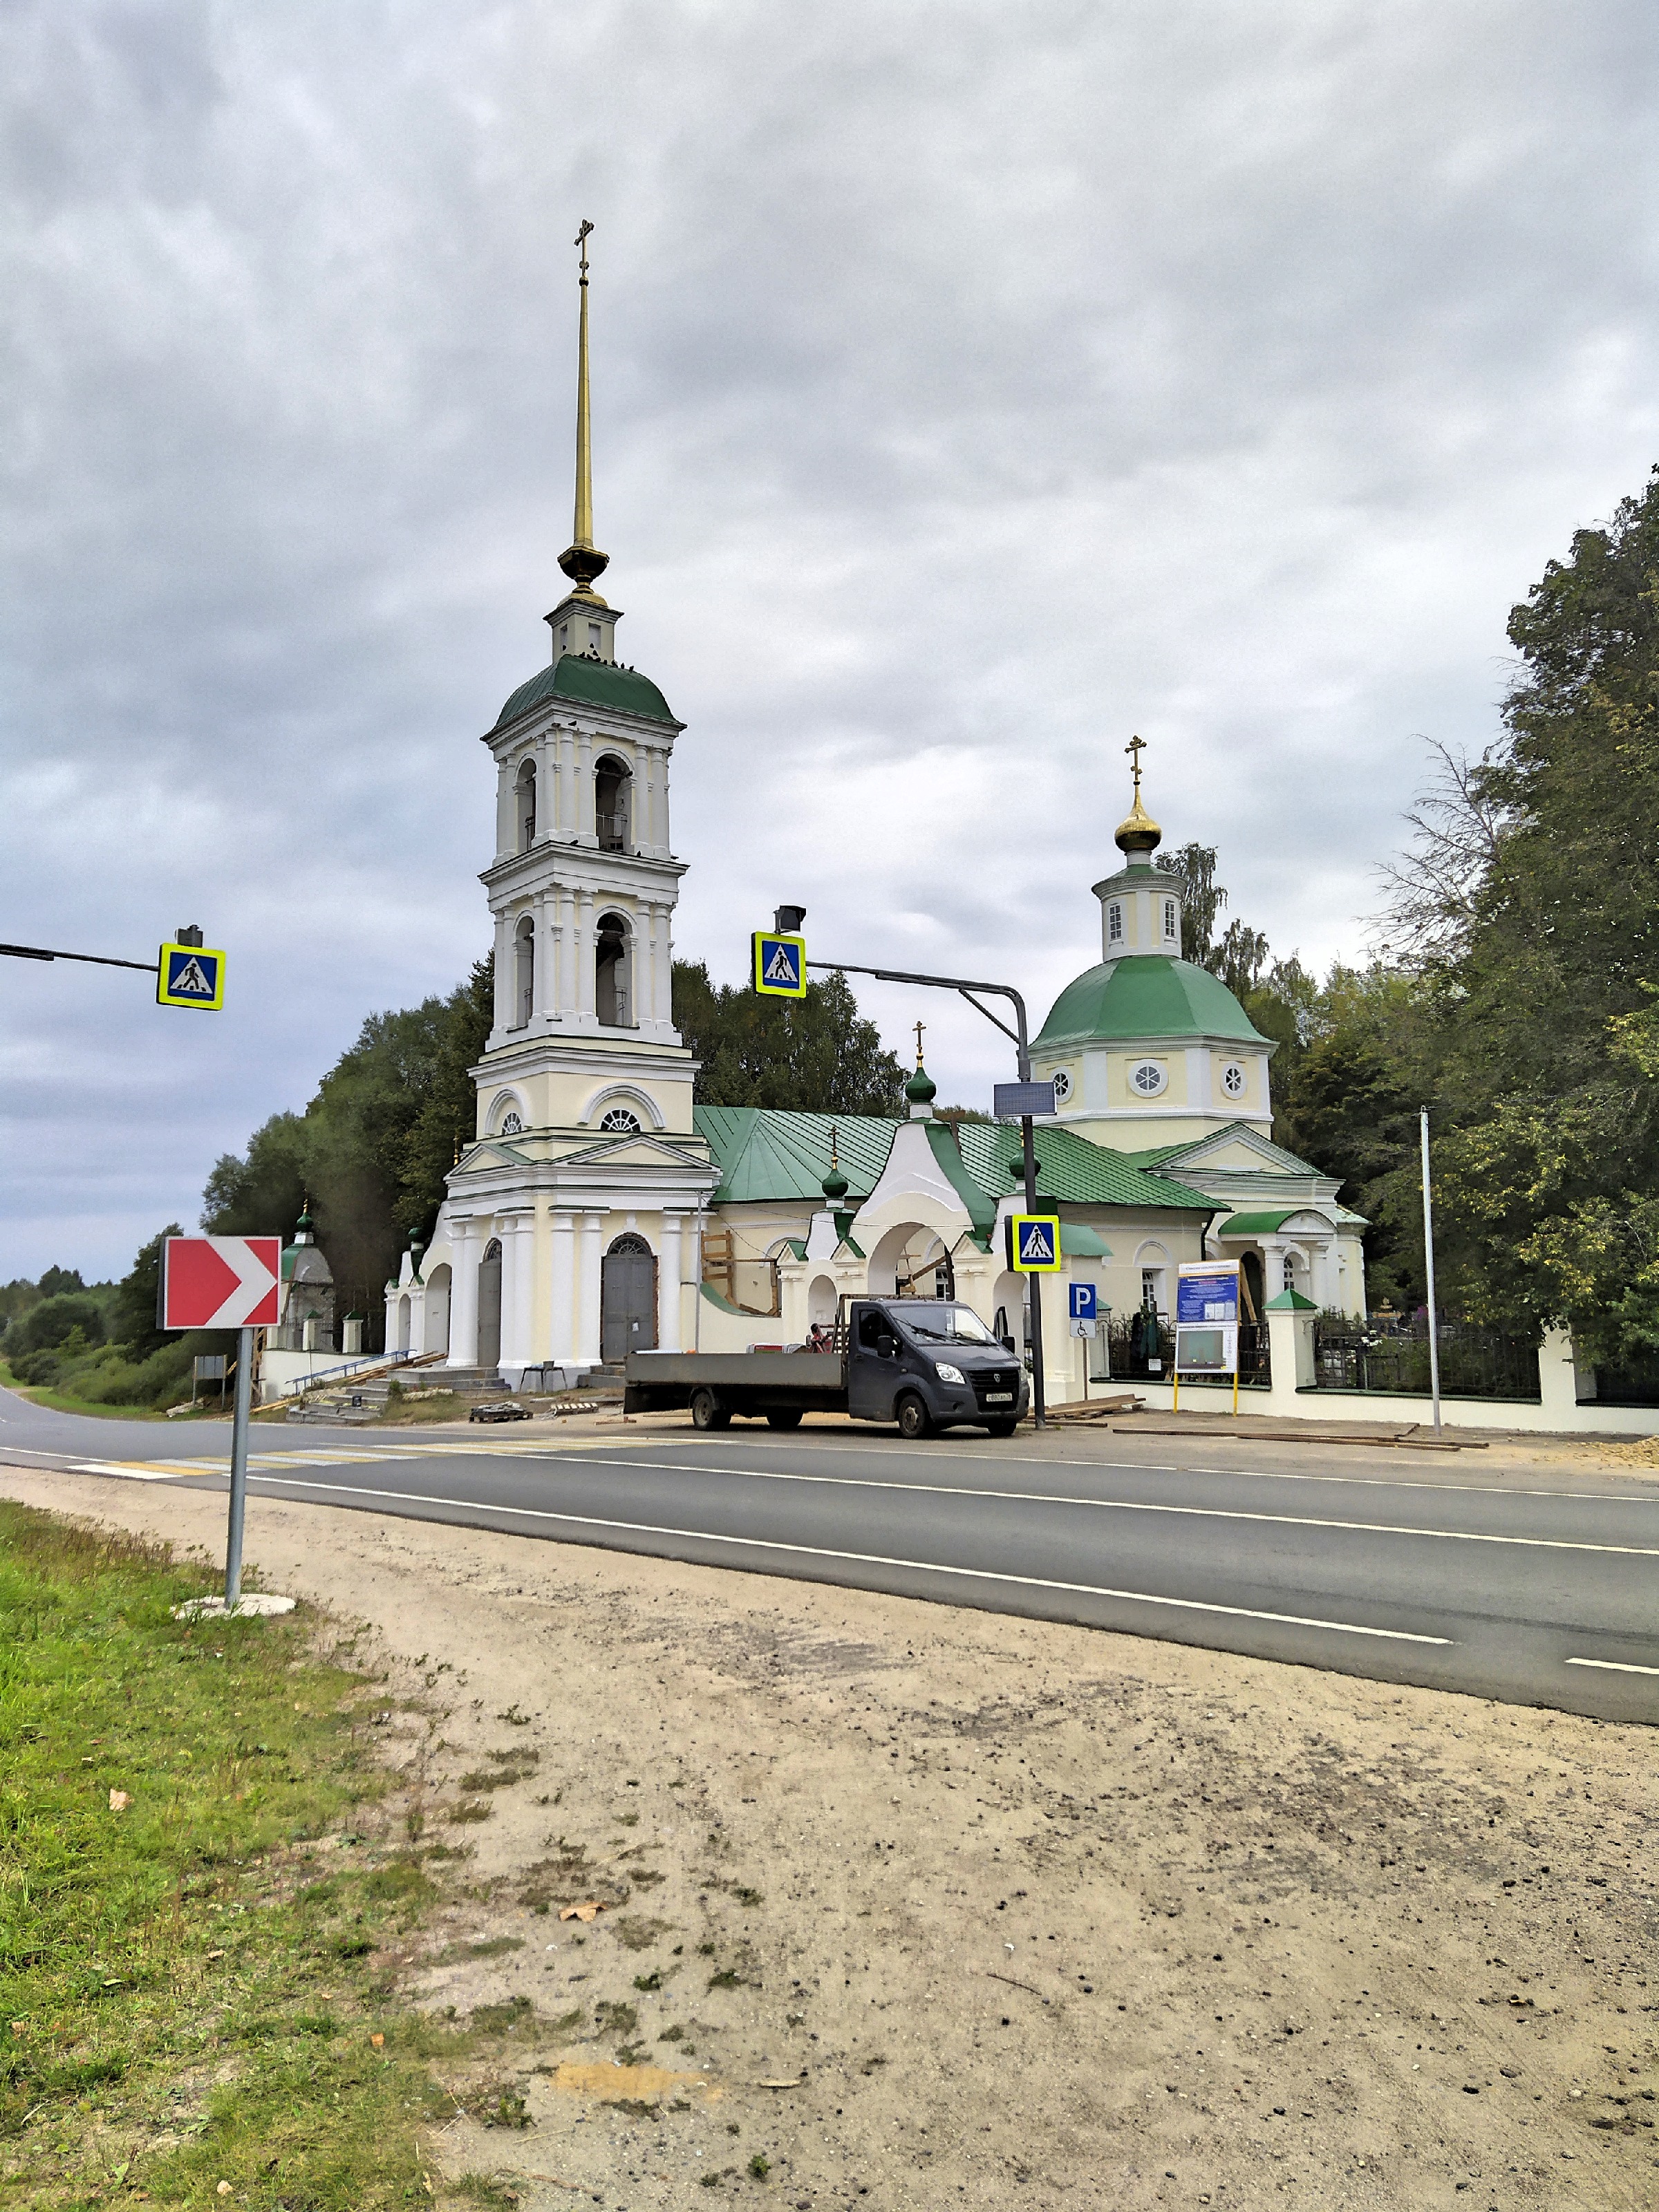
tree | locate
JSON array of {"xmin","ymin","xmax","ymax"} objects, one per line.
[
  {"xmin": 673, "ymin": 962, "xmax": 906, "ymax": 1114},
  {"xmin": 2, "ymin": 1292, "xmax": 106, "ymax": 1363},
  {"xmin": 107, "ymin": 1226, "xmax": 182, "ymax": 1361},
  {"xmin": 203, "ymin": 956, "xmax": 495, "ymax": 1335}
]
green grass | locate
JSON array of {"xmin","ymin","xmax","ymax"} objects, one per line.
[
  {"xmin": 0, "ymin": 1363, "xmax": 179, "ymax": 1423},
  {"xmin": 0, "ymin": 1503, "xmax": 532, "ymax": 2209}
]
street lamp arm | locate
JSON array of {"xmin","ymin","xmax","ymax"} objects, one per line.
[
  {"xmin": 0, "ymin": 941, "xmax": 160, "ymax": 973},
  {"xmin": 803, "ymin": 959, "xmax": 1031, "ymax": 1077}
]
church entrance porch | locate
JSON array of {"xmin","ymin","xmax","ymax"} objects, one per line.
[{"xmin": 601, "ymin": 1233, "xmax": 657, "ymax": 1363}]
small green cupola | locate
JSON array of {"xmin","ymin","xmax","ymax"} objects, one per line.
[
  {"xmin": 821, "ymin": 1125, "xmax": 850, "ymax": 1203},
  {"xmin": 904, "ymin": 1048, "xmax": 937, "ymax": 1121}
]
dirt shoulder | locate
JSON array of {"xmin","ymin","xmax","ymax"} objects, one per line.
[{"xmin": 1, "ymin": 1466, "xmax": 1652, "ymax": 2212}]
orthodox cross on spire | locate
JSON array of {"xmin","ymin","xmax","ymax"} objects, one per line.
[
  {"xmin": 913, "ymin": 1019, "xmax": 927, "ymax": 1067},
  {"xmin": 558, "ymin": 218, "xmax": 610, "ymax": 605},
  {"xmin": 1114, "ymin": 732, "xmax": 1163, "ymax": 857}
]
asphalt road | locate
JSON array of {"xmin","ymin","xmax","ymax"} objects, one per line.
[{"xmin": 3, "ymin": 1386, "xmax": 1656, "ymax": 1724}]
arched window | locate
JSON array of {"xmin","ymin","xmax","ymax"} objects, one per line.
[
  {"xmin": 595, "ymin": 910, "xmax": 630, "ymax": 1027},
  {"xmin": 600, "ymin": 1107, "xmax": 641, "ymax": 1133},
  {"xmin": 595, "ymin": 754, "xmax": 632, "ymax": 853},
  {"xmin": 516, "ymin": 759, "xmax": 536, "ymax": 852},
  {"xmin": 1107, "ymin": 901, "xmax": 1124, "ymax": 944},
  {"xmin": 514, "ymin": 916, "xmax": 534, "ymax": 1027},
  {"xmin": 499, "ymin": 1110, "xmax": 523, "ymax": 1136}
]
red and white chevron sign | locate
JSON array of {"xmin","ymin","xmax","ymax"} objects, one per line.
[{"xmin": 161, "ymin": 1236, "xmax": 282, "ymax": 1329}]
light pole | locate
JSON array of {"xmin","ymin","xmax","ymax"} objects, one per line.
[
  {"xmin": 803, "ymin": 955, "xmax": 1050, "ymax": 1428},
  {"xmin": 1420, "ymin": 1106, "xmax": 1442, "ymax": 1434}
]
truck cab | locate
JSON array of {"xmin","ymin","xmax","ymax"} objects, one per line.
[{"xmin": 845, "ymin": 1298, "xmax": 1028, "ymax": 1439}]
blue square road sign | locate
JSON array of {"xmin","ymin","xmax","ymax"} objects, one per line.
[
  {"xmin": 1011, "ymin": 1212, "xmax": 1062, "ymax": 1273},
  {"xmin": 752, "ymin": 931, "xmax": 807, "ymax": 997},
  {"xmin": 1068, "ymin": 1281, "xmax": 1097, "ymax": 1322}
]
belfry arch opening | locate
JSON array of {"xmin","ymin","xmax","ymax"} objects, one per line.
[
  {"xmin": 515, "ymin": 759, "xmax": 536, "ymax": 852},
  {"xmin": 514, "ymin": 915, "xmax": 534, "ymax": 1027},
  {"xmin": 594, "ymin": 754, "xmax": 632, "ymax": 853},
  {"xmin": 595, "ymin": 911, "xmax": 630, "ymax": 1027}
]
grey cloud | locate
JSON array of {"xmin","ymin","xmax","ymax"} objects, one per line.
[{"xmin": 2, "ymin": 0, "xmax": 1656, "ymax": 1273}]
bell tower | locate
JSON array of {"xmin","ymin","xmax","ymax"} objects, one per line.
[{"xmin": 468, "ymin": 221, "xmax": 704, "ymax": 1142}]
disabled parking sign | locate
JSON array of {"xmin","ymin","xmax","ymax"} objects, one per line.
[
  {"xmin": 1011, "ymin": 1212, "xmax": 1062, "ymax": 1273},
  {"xmin": 752, "ymin": 930, "xmax": 807, "ymax": 997}
]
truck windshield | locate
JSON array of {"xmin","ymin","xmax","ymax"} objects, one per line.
[{"xmin": 893, "ymin": 1303, "xmax": 996, "ymax": 1345}]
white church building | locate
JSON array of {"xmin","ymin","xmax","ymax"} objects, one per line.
[{"xmin": 384, "ymin": 244, "xmax": 1369, "ymax": 1401}]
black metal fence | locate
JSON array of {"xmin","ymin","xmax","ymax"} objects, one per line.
[
  {"xmin": 1311, "ymin": 1313, "xmax": 1539, "ymax": 1400},
  {"xmin": 1588, "ymin": 1345, "xmax": 1659, "ymax": 1407}
]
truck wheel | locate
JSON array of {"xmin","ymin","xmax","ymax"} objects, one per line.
[
  {"xmin": 691, "ymin": 1388, "xmax": 731, "ymax": 1432},
  {"xmin": 895, "ymin": 1391, "xmax": 932, "ymax": 1441},
  {"xmin": 985, "ymin": 1419, "xmax": 1018, "ymax": 1438},
  {"xmin": 765, "ymin": 1409, "xmax": 804, "ymax": 1430}
]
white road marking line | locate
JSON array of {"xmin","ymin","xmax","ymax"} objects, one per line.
[
  {"xmin": 502, "ymin": 1453, "xmax": 1659, "ymax": 1557},
  {"xmin": 236, "ymin": 1472, "xmax": 1452, "ymax": 1644},
  {"xmin": 1564, "ymin": 1656, "xmax": 1659, "ymax": 1676},
  {"xmin": 632, "ymin": 1433, "xmax": 1659, "ymax": 1506}
]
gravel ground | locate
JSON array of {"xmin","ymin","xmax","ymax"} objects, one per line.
[{"xmin": 2, "ymin": 1466, "xmax": 1653, "ymax": 2212}]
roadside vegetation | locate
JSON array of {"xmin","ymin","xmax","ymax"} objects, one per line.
[{"xmin": 0, "ymin": 1502, "xmax": 519, "ymax": 2208}]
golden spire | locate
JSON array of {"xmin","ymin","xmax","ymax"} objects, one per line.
[
  {"xmin": 558, "ymin": 218, "xmax": 610, "ymax": 605},
  {"xmin": 1114, "ymin": 732, "xmax": 1163, "ymax": 856}
]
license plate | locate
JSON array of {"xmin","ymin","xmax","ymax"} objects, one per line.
[{"xmin": 985, "ymin": 1391, "xmax": 1013, "ymax": 1403}]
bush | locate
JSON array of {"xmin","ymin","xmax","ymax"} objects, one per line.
[{"xmin": 3, "ymin": 1292, "xmax": 106, "ymax": 1362}]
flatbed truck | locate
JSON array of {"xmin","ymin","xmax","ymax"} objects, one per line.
[{"xmin": 624, "ymin": 1297, "xmax": 1029, "ymax": 1439}]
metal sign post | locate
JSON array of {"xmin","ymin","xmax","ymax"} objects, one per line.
[
  {"xmin": 1, "ymin": 924, "xmax": 225, "ymax": 1010},
  {"xmin": 160, "ymin": 1235, "xmax": 282, "ymax": 1611},
  {"xmin": 1420, "ymin": 1107, "xmax": 1442, "ymax": 1434},
  {"xmin": 758, "ymin": 922, "xmax": 1058, "ymax": 1425}
]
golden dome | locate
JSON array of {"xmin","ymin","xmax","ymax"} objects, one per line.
[
  {"xmin": 1114, "ymin": 791, "xmax": 1162, "ymax": 855},
  {"xmin": 1114, "ymin": 733, "xmax": 1162, "ymax": 854}
]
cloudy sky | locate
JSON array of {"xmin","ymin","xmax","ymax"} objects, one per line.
[{"xmin": 3, "ymin": 1, "xmax": 1656, "ymax": 1281}]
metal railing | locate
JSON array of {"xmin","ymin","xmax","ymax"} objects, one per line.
[{"xmin": 1311, "ymin": 1314, "xmax": 1539, "ymax": 1400}]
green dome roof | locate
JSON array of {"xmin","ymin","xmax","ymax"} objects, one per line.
[
  {"xmin": 1034, "ymin": 955, "xmax": 1268, "ymax": 1051},
  {"xmin": 494, "ymin": 653, "xmax": 675, "ymax": 731}
]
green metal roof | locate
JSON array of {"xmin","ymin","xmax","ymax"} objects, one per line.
[
  {"xmin": 493, "ymin": 653, "xmax": 675, "ymax": 732},
  {"xmin": 693, "ymin": 1105, "xmax": 1213, "ymax": 1216},
  {"xmin": 1034, "ymin": 955, "xmax": 1268, "ymax": 1051},
  {"xmin": 955, "ymin": 1120, "xmax": 1215, "ymax": 1213},
  {"xmin": 693, "ymin": 1108, "xmax": 898, "ymax": 1206},
  {"xmin": 1264, "ymin": 1287, "xmax": 1318, "ymax": 1311},
  {"xmin": 1216, "ymin": 1208, "xmax": 1313, "ymax": 1237},
  {"xmin": 1060, "ymin": 1223, "xmax": 1112, "ymax": 1257}
]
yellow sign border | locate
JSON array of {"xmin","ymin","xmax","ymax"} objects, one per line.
[
  {"xmin": 1010, "ymin": 1211, "xmax": 1062, "ymax": 1274},
  {"xmin": 157, "ymin": 942, "xmax": 226, "ymax": 1011},
  {"xmin": 752, "ymin": 931, "xmax": 807, "ymax": 998}
]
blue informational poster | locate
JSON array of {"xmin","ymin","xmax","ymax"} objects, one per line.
[{"xmin": 1176, "ymin": 1264, "xmax": 1239, "ymax": 1325}]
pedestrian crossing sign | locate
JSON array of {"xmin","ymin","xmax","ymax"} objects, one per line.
[
  {"xmin": 1011, "ymin": 1212, "xmax": 1062, "ymax": 1273},
  {"xmin": 157, "ymin": 942, "xmax": 225, "ymax": 1010},
  {"xmin": 752, "ymin": 930, "xmax": 807, "ymax": 997}
]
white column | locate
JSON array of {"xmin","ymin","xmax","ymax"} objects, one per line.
[
  {"xmin": 491, "ymin": 912, "xmax": 512, "ymax": 1034},
  {"xmin": 659, "ymin": 745, "xmax": 673, "ymax": 856},
  {"xmin": 559, "ymin": 729, "xmax": 577, "ymax": 838},
  {"xmin": 550, "ymin": 1211, "xmax": 578, "ymax": 1365},
  {"xmin": 577, "ymin": 892, "xmax": 596, "ymax": 1022},
  {"xmin": 641, "ymin": 905, "xmax": 659, "ymax": 1028},
  {"xmin": 449, "ymin": 1224, "xmax": 479, "ymax": 1366},
  {"xmin": 576, "ymin": 733, "xmax": 594, "ymax": 845},
  {"xmin": 494, "ymin": 760, "xmax": 514, "ymax": 858},
  {"xmin": 534, "ymin": 892, "xmax": 554, "ymax": 1022},
  {"xmin": 503, "ymin": 1211, "xmax": 535, "ymax": 1367},
  {"xmin": 534, "ymin": 735, "xmax": 552, "ymax": 843},
  {"xmin": 655, "ymin": 906, "xmax": 673, "ymax": 1035},
  {"xmin": 579, "ymin": 1212, "xmax": 605, "ymax": 1365},
  {"xmin": 658, "ymin": 1212, "xmax": 684, "ymax": 1352}
]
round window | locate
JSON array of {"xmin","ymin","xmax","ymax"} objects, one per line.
[
  {"xmin": 600, "ymin": 1107, "xmax": 642, "ymax": 1134},
  {"xmin": 1051, "ymin": 1068, "xmax": 1074, "ymax": 1103},
  {"xmin": 499, "ymin": 1110, "xmax": 523, "ymax": 1136},
  {"xmin": 1220, "ymin": 1062, "xmax": 1246, "ymax": 1098},
  {"xmin": 1130, "ymin": 1060, "xmax": 1167, "ymax": 1098}
]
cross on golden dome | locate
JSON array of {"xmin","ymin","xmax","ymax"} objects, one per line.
[{"xmin": 1114, "ymin": 733, "xmax": 1163, "ymax": 856}]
